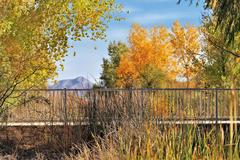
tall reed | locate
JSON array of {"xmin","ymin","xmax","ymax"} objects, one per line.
[{"xmin": 65, "ymin": 121, "xmax": 240, "ymax": 160}]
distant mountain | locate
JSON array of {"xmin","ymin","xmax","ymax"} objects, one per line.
[{"xmin": 49, "ymin": 76, "xmax": 93, "ymax": 89}]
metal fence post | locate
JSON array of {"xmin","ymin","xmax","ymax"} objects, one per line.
[
  {"xmin": 64, "ymin": 88, "xmax": 67, "ymax": 124},
  {"xmin": 141, "ymin": 89, "xmax": 144, "ymax": 122},
  {"xmin": 93, "ymin": 90, "xmax": 97, "ymax": 123},
  {"xmin": 128, "ymin": 89, "xmax": 132, "ymax": 119},
  {"xmin": 24, "ymin": 92, "xmax": 27, "ymax": 121},
  {"xmin": 63, "ymin": 88, "xmax": 68, "ymax": 149},
  {"xmin": 215, "ymin": 89, "xmax": 218, "ymax": 128},
  {"xmin": 90, "ymin": 90, "xmax": 97, "ymax": 134}
]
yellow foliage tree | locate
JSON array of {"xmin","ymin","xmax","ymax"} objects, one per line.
[
  {"xmin": 116, "ymin": 54, "xmax": 139, "ymax": 88},
  {"xmin": 117, "ymin": 21, "xmax": 200, "ymax": 88},
  {"xmin": 171, "ymin": 21, "xmax": 201, "ymax": 88},
  {"xmin": 0, "ymin": 0, "xmax": 121, "ymax": 107},
  {"xmin": 116, "ymin": 24, "xmax": 177, "ymax": 88}
]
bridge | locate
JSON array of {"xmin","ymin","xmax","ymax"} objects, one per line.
[
  {"xmin": 0, "ymin": 88, "xmax": 239, "ymax": 149},
  {"xmin": 0, "ymin": 88, "xmax": 240, "ymax": 126}
]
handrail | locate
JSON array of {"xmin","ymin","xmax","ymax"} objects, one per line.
[{"xmin": 13, "ymin": 88, "xmax": 240, "ymax": 92}]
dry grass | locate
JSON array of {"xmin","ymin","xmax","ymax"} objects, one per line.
[
  {"xmin": 63, "ymin": 122, "xmax": 240, "ymax": 160},
  {"xmin": 0, "ymin": 89, "xmax": 239, "ymax": 159},
  {"xmin": 0, "ymin": 121, "xmax": 239, "ymax": 159}
]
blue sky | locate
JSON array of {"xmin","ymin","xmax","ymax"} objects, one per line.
[{"xmin": 56, "ymin": 0, "xmax": 204, "ymax": 83}]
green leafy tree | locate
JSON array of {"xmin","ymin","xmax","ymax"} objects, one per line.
[
  {"xmin": 0, "ymin": 0, "xmax": 121, "ymax": 108},
  {"xmin": 100, "ymin": 41, "xmax": 128, "ymax": 88},
  {"xmin": 201, "ymin": 17, "xmax": 240, "ymax": 88},
  {"xmin": 200, "ymin": 18, "xmax": 240, "ymax": 153},
  {"xmin": 179, "ymin": 0, "xmax": 240, "ymax": 48},
  {"xmin": 138, "ymin": 64, "xmax": 165, "ymax": 88}
]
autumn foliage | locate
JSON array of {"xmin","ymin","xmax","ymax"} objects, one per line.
[
  {"xmin": 0, "ymin": 0, "xmax": 120, "ymax": 107},
  {"xmin": 171, "ymin": 21, "xmax": 201, "ymax": 87},
  {"xmin": 116, "ymin": 21, "xmax": 200, "ymax": 88}
]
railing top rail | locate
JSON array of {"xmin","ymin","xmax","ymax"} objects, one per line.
[{"xmin": 13, "ymin": 88, "xmax": 240, "ymax": 92}]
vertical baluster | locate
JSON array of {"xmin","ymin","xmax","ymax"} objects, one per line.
[{"xmin": 215, "ymin": 89, "xmax": 219, "ymax": 128}]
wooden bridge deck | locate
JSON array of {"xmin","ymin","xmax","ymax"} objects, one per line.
[{"xmin": 1, "ymin": 119, "xmax": 240, "ymax": 126}]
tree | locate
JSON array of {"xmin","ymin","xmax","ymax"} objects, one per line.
[
  {"xmin": 116, "ymin": 24, "xmax": 177, "ymax": 88},
  {"xmin": 178, "ymin": 0, "xmax": 240, "ymax": 47},
  {"xmin": 100, "ymin": 41, "xmax": 128, "ymax": 88},
  {"xmin": 201, "ymin": 17, "xmax": 240, "ymax": 88},
  {"xmin": 0, "ymin": 0, "xmax": 121, "ymax": 108},
  {"xmin": 116, "ymin": 22, "xmax": 200, "ymax": 88},
  {"xmin": 200, "ymin": 18, "xmax": 240, "ymax": 153},
  {"xmin": 171, "ymin": 21, "xmax": 201, "ymax": 88},
  {"xmin": 116, "ymin": 53, "xmax": 139, "ymax": 88}
]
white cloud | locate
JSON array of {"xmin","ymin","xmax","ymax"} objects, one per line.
[{"xmin": 128, "ymin": 12, "xmax": 200, "ymax": 24}]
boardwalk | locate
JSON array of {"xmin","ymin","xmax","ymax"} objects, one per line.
[
  {"xmin": 1, "ymin": 88, "xmax": 240, "ymax": 150},
  {"xmin": 1, "ymin": 88, "xmax": 240, "ymax": 126},
  {"xmin": 1, "ymin": 119, "xmax": 240, "ymax": 127}
]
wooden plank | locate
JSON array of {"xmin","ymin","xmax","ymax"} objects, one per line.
[{"xmin": 0, "ymin": 120, "xmax": 239, "ymax": 127}]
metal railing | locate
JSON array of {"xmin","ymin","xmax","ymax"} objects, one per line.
[{"xmin": 1, "ymin": 88, "xmax": 240, "ymax": 125}]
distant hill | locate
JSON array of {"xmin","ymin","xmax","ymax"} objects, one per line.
[{"xmin": 49, "ymin": 76, "xmax": 93, "ymax": 89}]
